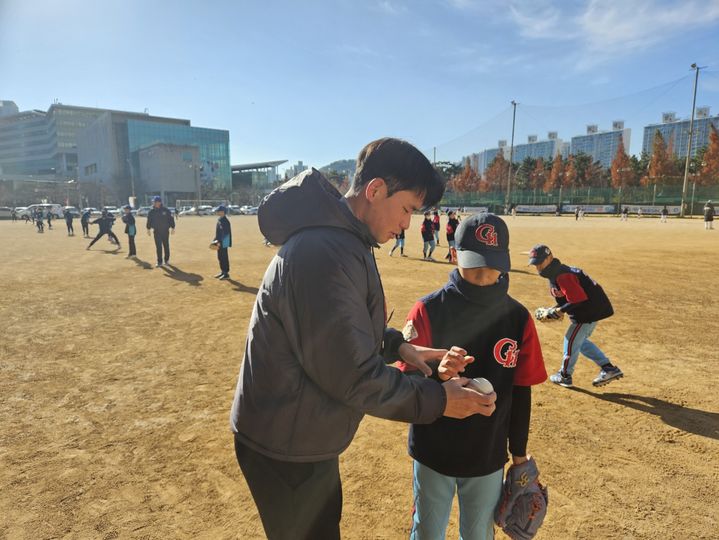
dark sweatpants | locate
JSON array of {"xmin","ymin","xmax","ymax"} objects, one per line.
[
  {"xmin": 217, "ymin": 247, "xmax": 229, "ymax": 274},
  {"xmin": 66, "ymin": 221, "xmax": 74, "ymax": 235},
  {"xmin": 81, "ymin": 221, "xmax": 89, "ymax": 236},
  {"xmin": 127, "ymin": 235, "xmax": 136, "ymax": 256},
  {"xmin": 153, "ymin": 231, "xmax": 170, "ymax": 264},
  {"xmin": 234, "ymin": 434, "xmax": 342, "ymax": 540},
  {"xmin": 88, "ymin": 230, "xmax": 120, "ymax": 248}
]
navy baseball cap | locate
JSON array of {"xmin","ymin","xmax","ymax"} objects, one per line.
[
  {"xmin": 152, "ymin": 195, "xmax": 162, "ymax": 202},
  {"xmin": 528, "ymin": 244, "xmax": 552, "ymax": 265},
  {"xmin": 122, "ymin": 204, "xmax": 131, "ymax": 210},
  {"xmin": 455, "ymin": 213, "xmax": 510, "ymax": 272},
  {"xmin": 216, "ymin": 205, "xmax": 227, "ymax": 213}
]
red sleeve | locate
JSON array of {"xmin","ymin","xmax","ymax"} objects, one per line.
[
  {"xmin": 396, "ymin": 301, "xmax": 433, "ymax": 373},
  {"xmin": 556, "ymin": 272, "xmax": 588, "ymax": 304},
  {"xmin": 513, "ymin": 313, "xmax": 547, "ymax": 386}
]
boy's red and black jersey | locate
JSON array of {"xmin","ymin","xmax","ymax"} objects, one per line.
[
  {"xmin": 398, "ymin": 270, "xmax": 546, "ymax": 477},
  {"xmin": 421, "ymin": 218, "xmax": 435, "ymax": 241},
  {"xmin": 446, "ymin": 218, "xmax": 459, "ymax": 241},
  {"xmin": 540, "ymin": 259, "xmax": 613, "ymax": 323}
]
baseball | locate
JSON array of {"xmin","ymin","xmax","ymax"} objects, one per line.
[{"xmin": 467, "ymin": 377, "xmax": 494, "ymax": 394}]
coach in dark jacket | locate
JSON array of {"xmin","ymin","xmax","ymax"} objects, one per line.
[
  {"xmin": 230, "ymin": 139, "xmax": 496, "ymax": 540},
  {"xmin": 146, "ymin": 196, "xmax": 175, "ymax": 267}
]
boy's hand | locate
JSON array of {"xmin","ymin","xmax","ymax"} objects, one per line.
[
  {"xmin": 442, "ymin": 378, "xmax": 496, "ymax": 418},
  {"xmin": 398, "ymin": 343, "xmax": 447, "ymax": 377},
  {"xmin": 438, "ymin": 346, "xmax": 474, "ymax": 381}
]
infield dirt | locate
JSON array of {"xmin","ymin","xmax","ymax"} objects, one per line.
[{"xmin": 1, "ymin": 214, "xmax": 717, "ymax": 539}]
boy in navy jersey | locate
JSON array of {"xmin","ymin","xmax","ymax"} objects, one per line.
[
  {"xmin": 399, "ymin": 213, "xmax": 547, "ymax": 540},
  {"xmin": 528, "ymin": 244, "xmax": 623, "ymax": 387}
]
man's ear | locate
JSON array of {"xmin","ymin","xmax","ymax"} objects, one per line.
[{"xmin": 364, "ymin": 177, "xmax": 387, "ymax": 203}]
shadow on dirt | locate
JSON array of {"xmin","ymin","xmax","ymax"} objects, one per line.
[
  {"xmin": 161, "ymin": 264, "xmax": 203, "ymax": 287},
  {"xmin": 571, "ymin": 387, "xmax": 719, "ymax": 440}
]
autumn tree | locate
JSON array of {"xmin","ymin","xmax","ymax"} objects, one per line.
[
  {"xmin": 698, "ymin": 124, "xmax": 719, "ymax": 186},
  {"xmin": 529, "ymin": 158, "xmax": 545, "ymax": 191},
  {"xmin": 643, "ymin": 131, "xmax": 675, "ymax": 186},
  {"xmin": 610, "ymin": 134, "xmax": 635, "ymax": 188},
  {"xmin": 449, "ymin": 161, "xmax": 481, "ymax": 192},
  {"xmin": 585, "ymin": 161, "xmax": 604, "ymax": 187},
  {"xmin": 545, "ymin": 154, "xmax": 564, "ymax": 192},
  {"xmin": 564, "ymin": 155, "xmax": 577, "ymax": 188},
  {"xmin": 484, "ymin": 152, "xmax": 509, "ymax": 192}
]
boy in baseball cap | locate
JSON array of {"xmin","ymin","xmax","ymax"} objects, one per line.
[
  {"xmin": 528, "ymin": 244, "xmax": 623, "ymax": 388},
  {"xmin": 398, "ymin": 213, "xmax": 547, "ymax": 539}
]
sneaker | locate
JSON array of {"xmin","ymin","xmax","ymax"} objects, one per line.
[
  {"xmin": 401, "ymin": 254, "xmax": 407, "ymax": 257},
  {"xmin": 427, "ymin": 256, "xmax": 436, "ymax": 262},
  {"xmin": 549, "ymin": 371, "xmax": 573, "ymax": 388},
  {"xmin": 214, "ymin": 272, "xmax": 224, "ymax": 278},
  {"xmin": 156, "ymin": 262, "xmax": 163, "ymax": 268},
  {"xmin": 592, "ymin": 366, "xmax": 624, "ymax": 387},
  {"xmin": 218, "ymin": 274, "xmax": 230, "ymax": 280}
]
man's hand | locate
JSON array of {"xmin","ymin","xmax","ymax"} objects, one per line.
[
  {"xmin": 398, "ymin": 343, "xmax": 447, "ymax": 377},
  {"xmin": 438, "ymin": 346, "xmax": 474, "ymax": 381},
  {"xmin": 442, "ymin": 378, "xmax": 496, "ymax": 419}
]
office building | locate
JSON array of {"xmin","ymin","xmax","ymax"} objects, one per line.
[
  {"xmin": 642, "ymin": 109, "xmax": 719, "ymax": 159},
  {"xmin": 78, "ymin": 112, "xmax": 230, "ymax": 203},
  {"xmin": 232, "ymin": 160, "xmax": 287, "ymax": 189},
  {"xmin": 570, "ymin": 121, "xmax": 631, "ymax": 168}
]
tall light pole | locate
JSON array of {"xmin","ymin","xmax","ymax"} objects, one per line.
[
  {"xmin": 680, "ymin": 63, "xmax": 703, "ymax": 217},
  {"xmin": 506, "ymin": 100, "xmax": 517, "ymax": 209}
]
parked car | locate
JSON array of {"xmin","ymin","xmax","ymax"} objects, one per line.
[
  {"xmin": 179, "ymin": 205, "xmax": 213, "ymax": 216},
  {"xmin": 104, "ymin": 206, "xmax": 121, "ymax": 217},
  {"xmin": 0, "ymin": 206, "xmax": 14, "ymax": 219},
  {"xmin": 135, "ymin": 206, "xmax": 152, "ymax": 217},
  {"xmin": 62, "ymin": 206, "xmax": 81, "ymax": 217},
  {"xmin": 18, "ymin": 203, "xmax": 64, "ymax": 219},
  {"xmin": 240, "ymin": 205, "xmax": 259, "ymax": 215},
  {"xmin": 227, "ymin": 205, "xmax": 243, "ymax": 215},
  {"xmin": 82, "ymin": 207, "xmax": 102, "ymax": 216}
]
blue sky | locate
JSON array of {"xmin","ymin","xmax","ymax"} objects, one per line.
[{"xmin": 2, "ymin": 0, "xmax": 719, "ymax": 172}]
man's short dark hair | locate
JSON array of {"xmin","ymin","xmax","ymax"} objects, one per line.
[{"xmin": 351, "ymin": 138, "xmax": 445, "ymax": 208}]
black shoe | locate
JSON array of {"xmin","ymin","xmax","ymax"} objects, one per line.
[
  {"xmin": 214, "ymin": 272, "xmax": 224, "ymax": 278},
  {"xmin": 218, "ymin": 274, "xmax": 230, "ymax": 280}
]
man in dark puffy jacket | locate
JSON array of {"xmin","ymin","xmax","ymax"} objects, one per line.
[
  {"xmin": 529, "ymin": 244, "xmax": 623, "ymax": 388},
  {"xmin": 230, "ymin": 138, "xmax": 497, "ymax": 540},
  {"xmin": 146, "ymin": 195, "xmax": 175, "ymax": 267}
]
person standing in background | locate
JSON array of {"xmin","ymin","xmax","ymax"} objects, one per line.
[
  {"xmin": 122, "ymin": 205, "xmax": 137, "ymax": 258},
  {"xmin": 146, "ymin": 196, "xmax": 175, "ymax": 267},
  {"xmin": 213, "ymin": 205, "xmax": 232, "ymax": 279}
]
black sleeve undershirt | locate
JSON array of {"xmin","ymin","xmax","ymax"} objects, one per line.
[{"xmin": 508, "ymin": 385, "xmax": 531, "ymax": 457}]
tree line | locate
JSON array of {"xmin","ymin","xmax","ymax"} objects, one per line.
[{"xmin": 441, "ymin": 124, "xmax": 719, "ymax": 193}]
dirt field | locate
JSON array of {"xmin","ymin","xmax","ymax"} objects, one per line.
[{"xmin": 1, "ymin": 213, "xmax": 717, "ymax": 540}]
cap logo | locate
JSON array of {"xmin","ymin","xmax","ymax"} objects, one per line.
[{"xmin": 475, "ymin": 224, "xmax": 498, "ymax": 247}]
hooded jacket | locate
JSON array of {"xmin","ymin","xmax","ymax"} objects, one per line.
[{"xmin": 230, "ymin": 168, "xmax": 446, "ymax": 462}]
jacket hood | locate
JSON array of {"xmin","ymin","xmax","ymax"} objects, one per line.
[{"xmin": 258, "ymin": 168, "xmax": 377, "ymax": 246}]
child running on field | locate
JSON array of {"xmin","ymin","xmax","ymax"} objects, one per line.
[{"xmin": 399, "ymin": 213, "xmax": 547, "ymax": 540}]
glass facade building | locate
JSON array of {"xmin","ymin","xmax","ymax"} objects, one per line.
[
  {"xmin": 127, "ymin": 120, "xmax": 231, "ymax": 189},
  {"xmin": 642, "ymin": 115, "xmax": 719, "ymax": 159},
  {"xmin": 511, "ymin": 138, "xmax": 564, "ymax": 164},
  {"xmin": 570, "ymin": 129, "xmax": 631, "ymax": 168}
]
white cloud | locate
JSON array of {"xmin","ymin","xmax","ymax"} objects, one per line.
[
  {"xmin": 501, "ymin": 0, "xmax": 719, "ymax": 70},
  {"xmin": 374, "ymin": 0, "xmax": 407, "ymax": 15}
]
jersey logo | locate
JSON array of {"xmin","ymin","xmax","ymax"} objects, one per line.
[
  {"xmin": 475, "ymin": 224, "xmax": 498, "ymax": 246},
  {"xmin": 493, "ymin": 338, "xmax": 519, "ymax": 368},
  {"xmin": 402, "ymin": 320, "xmax": 418, "ymax": 342}
]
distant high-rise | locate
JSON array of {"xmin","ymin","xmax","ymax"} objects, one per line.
[
  {"xmin": 642, "ymin": 110, "xmax": 719, "ymax": 159},
  {"xmin": 511, "ymin": 132, "xmax": 566, "ymax": 164},
  {"xmin": 570, "ymin": 122, "xmax": 631, "ymax": 168},
  {"xmin": 0, "ymin": 100, "xmax": 230, "ymax": 204}
]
